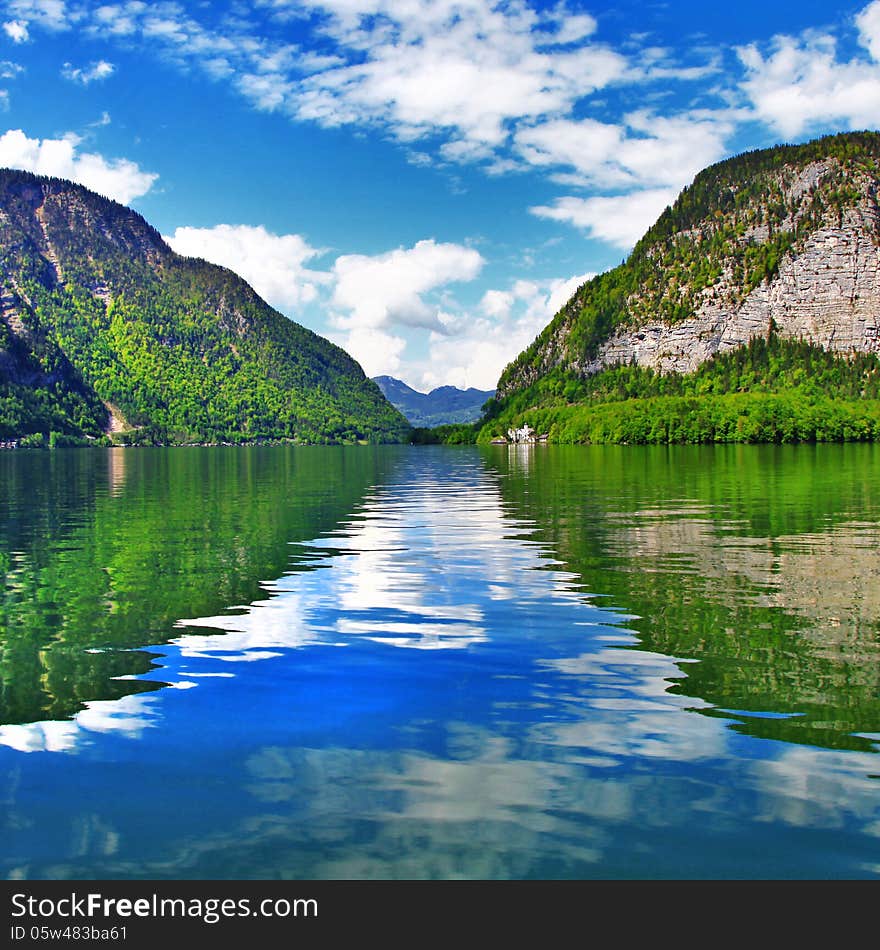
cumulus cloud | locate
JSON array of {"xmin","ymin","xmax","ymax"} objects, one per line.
[
  {"xmin": 0, "ymin": 128, "xmax": 157, "ymax": 203},
  {"xmin": 857, "ymin": 0, "xmax": 880, "ymax": 60},
  {"xmin": 2, "ymin": 19, "xmax": 28, "ymax": 42},
  {"xmin": 61, "ymin": 59, "xmax": 115, "ymax": 84},
  {"xmin": 530, "ymin": 189, "xmax": 677, "ymax": 250},
  {"xmin": 323, "ymin": 238, "xmax": 484, "ymax": 380},
  {"xmin": 331, "ymin": 239, "xmax": 484, "ymax": 332},
  {"xmin": 292, "ymin": 0, "xmax": 627, "ymax": 154},
  {"xmin": 332, "ymin": 326, "xmax": 408, "ymax": 379},
  {"xmin": 415, "ymin": 272, "xmax": 593, "ymax": 391},
  {"xmin": 511, "ymin": 106, "xmax": 732, "ymax": 253},
  {"xmin": 3, "ymin": 0, "xmax": 74, "ymax": 32},
  {"xmin": 165, "ymin": 223, "xmax": 331, "ymax": 313},
  {"xmin": 515, "ymin": 110, "xmax": 732, "ymax": 191},
  {"xmin": 544, "ymin": 271, "xmax": 593, "ymax": 315},
  {"xmin": 738, "ymin": 0, "xmax": 880, "ymax": 137}
]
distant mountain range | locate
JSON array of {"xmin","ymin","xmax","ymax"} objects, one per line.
[{"xmin": 372, "ymin": 376, "xmax": 494, "ymax": 427}]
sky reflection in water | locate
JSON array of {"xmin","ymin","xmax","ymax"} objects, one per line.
[{"xmin": 1, "ymin": 446, "xmax": 878, "ymax": 879}]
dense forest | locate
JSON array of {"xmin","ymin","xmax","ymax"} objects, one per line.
[
  {"xmin": 0, "ymin": 170, "xmax": 410, "ymax": 445},
  {"xmin": 418, "ymin": 334, "xmax": 880, "ymax": 444}
]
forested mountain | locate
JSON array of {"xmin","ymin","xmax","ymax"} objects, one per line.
[
  {"xmin": 479, "ymin": 131, "xmax": 880, "ymax": 444},
  {"xmin": 372, "ymin": 375, "xmax": 494, "ymax": 427},
  {"xmin": 0, "ymin": 170, "xmax": 410, "ymax": 445}
]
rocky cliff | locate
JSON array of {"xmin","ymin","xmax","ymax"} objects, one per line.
[{"xmin": 498, "ymin": 132, "xmax": 880, "ymax": 397}]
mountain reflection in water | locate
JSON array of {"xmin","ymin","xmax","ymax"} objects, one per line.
[{"xmin": 0, "ymin": 444, "xmax": 878, "ymax": 879}]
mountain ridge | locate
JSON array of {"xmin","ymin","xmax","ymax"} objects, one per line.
[
  {"xmin": 497, "ymin": 130, "xmax": 880, "ymax": 401},
  {"xmin": 471, "ymin": 130, "xmax": 880, "ymax": 445},
  {"xmin": 372, "ymin": 374, "xmax": 494, "ymax": 427},
  {"xmin": 0, "ymin": 169, "xmax": 410, "ymax": 444}
]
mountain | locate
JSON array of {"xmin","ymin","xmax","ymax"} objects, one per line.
[
  {"xmin": 0, "ymin": 169, "xmax": 410, "ymax": 445},
  {"xmin": 481, "ymin": 130, "xmax": 880, "ymax": 444},
  {"xmin": 372, "ymin": 375, "xmax": 494, "ymax": 427}
]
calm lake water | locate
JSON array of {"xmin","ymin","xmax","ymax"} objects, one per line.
[{"xmin": 1, "ymin": 443, "xmax": 878, "ymax": 879}]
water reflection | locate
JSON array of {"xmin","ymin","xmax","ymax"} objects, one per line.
[
  {"xmin": 175, "ymin": 457, "xmax": 583, "ymax": 654},
  {"xmin": 0, "ymin": 684, "xmax": 199, "ymax": 754},
  {"xmin": 0, "ymin": 446, "xmax": 397, "ymax": 726},
  {"xmin": 107, "ymin": 447, "xmax": 127, "ymax": 496},
  {"xmin": 486, "ymin": 444, "xmax": 880, "ymax": 752},
  {"xmin": 1, "ymin": 445, "xmax": 879, "ymax": 879}
]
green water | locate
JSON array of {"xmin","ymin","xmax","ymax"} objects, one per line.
[
  {"xmin": 493, "ymin": 443, "xmax": 880, "ymax": 753},
  {"xmin": 0, "ymin": 444, "xmax": 878, "ymax": 878}
]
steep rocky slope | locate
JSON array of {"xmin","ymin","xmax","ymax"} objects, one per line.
[{"xmin": 498, "ymin": 131, "xmax": 880, "ymax": 399}]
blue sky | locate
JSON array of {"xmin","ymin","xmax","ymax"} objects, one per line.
[{"xmin": 0, "ymin": 0, "xmax": 876, "ymax": 390}]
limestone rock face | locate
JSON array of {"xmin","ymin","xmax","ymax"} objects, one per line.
[
  {"xmin": 498, "ymin": 133, "xmax": 880, "ymax": 397},
  {"xmin": 580, "ymin": 212, "xmax": 880, "ymax": 377}
]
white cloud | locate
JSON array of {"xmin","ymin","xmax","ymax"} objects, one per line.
[
  {"xmin": 331, "ymin": 326, "xmax": 408, "ymax": 379},
  {"xmin": 515, "ymin": 110, "xmax": 732, "ymax": 191},
  {"xmin": 331, "ymin": 239, "xmax": 484, "ymax": 332},
  {"xmin": 857, "ymin": 0, "xmax": 880, "ymax": 60},
  {"xmin": 90, "ymin": 2, "xmax": 146, "ymax": 38},
  {"xmin": 545, "ymin": 271, "xmax": 592, "ymax": 315},
  {"xmin": 619, "ymin": 111, "xmax": 732, "ymax": 187},
  {"xmin": 4, "ymin": 0, "xmax": 74, "ymax": 32},
  {"xmin": 165, "ymin": 223, "xmax": 331, "ymax": 313},
  {"xmin": 324, "ymin": 237, "xmax": 483, "ymax": 383},
  {"xmin": 0, "ymin": 128, "xmax": 157, "ymax": 203},
  {"xmin": 516, "ymin": 117, "xmax": 624, "ymax": 183},
  {"xmin": 530, "ymin": 189, "xmax": 677, "ymax": 250},
  {"xmin": 141, "ymin": 14, "xmax": 189, "ymax": 44},
  {"xmin": 417, "ymin": 271, "xmax": 593, "ymax": 391},
  {"xmin": 481, "ymin": 288, "xmax": 515, "ymax": 319},
  {"xmin": 540, "ymin": 7, "xmax": 597, "ymax": 46},
  {"xmin": 738, "ymin": 1, "xmax": 880, "ymax": 137},
  {"xmin": 2, "ymin": 19, "xmax": 28, "ymax": 42},
  {"xmin": 292, "ymin": 0, "xmax": 628, "ymax": 154},
  {"xmin": 236, "ymin": 71, "xmax": 293, "ymax": 111},
  {"xmin": 0, "ymin": 59, "xmax": 23, "ymax": 77},
  {"xmin": 61, "ymin": 59, "xmax": 115, "ymax": 84},
  {"xmin": 300, "ymin": 41, "xmax": 610, "ymax": 150}
]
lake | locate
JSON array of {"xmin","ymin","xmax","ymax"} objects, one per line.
[{"xmin": 1, "ymin": 443, "xmax": 878, "ymax": 879}]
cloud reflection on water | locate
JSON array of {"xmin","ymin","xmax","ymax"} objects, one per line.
[
  {"xmin": 2, "ymin": 450, "xmax": 879, "ymax": 878},
  {"xmin": 173, "ymin": 467, "xmax": 591, "ymax": 656}
]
